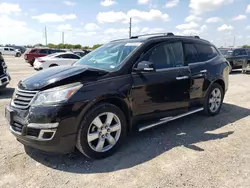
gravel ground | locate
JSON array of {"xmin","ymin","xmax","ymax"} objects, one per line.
[{"xmin": 0, "ymin": 57, "xmax": 250, "ymax": 188}]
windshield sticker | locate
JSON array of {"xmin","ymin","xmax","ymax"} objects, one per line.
[{"xmin": 125, "ymin": 42, "xmax": 142, "ymax": 47}]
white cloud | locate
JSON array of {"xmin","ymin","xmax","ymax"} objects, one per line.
[
  {"xmin": 57, "ymin": 24, "xmax": 72, "ymax": 31},
  {"xmin": 63, "ymin": 1, "xmax": 76, "ymax": 6},
  {"xmin": 140, "ymin": 27, "xmax": 165, "ymax": 34},
  {"xmin": 127, "ymin": 9, "xmax": 169, "ymax": 22},
  {"xmin": 246, "ymin": 4, "xmax": 250, "ymax": 13},
  {"xmin": 32, "ymin": 13, "xmax": 76, "ymax": 23},
  {"xmin": 97, "ymin": 9, "xmax": 169, "ymax": 24},
  {"xmin": 200, "ymin": 24, "xmax": 207, "ymax": 31},
  {"xmin": 165, "ymin": 0, "xmax": 179, "ymax": 8},
  {"xmin": 185, "ymin": 15, "xmax": 202, "ymax": 22},
  {"xmin": 176, "ymin": 22, "xmax": 199, "ymax": 30},
  {"xmin": 0, "ymin": 15, "xmax": 42, "ymax": 45},
  {"xmin": 246, "ymin": 25, "xmax": 250, "ymax": 30},
  {"xmin": 232, "ymin": 14, "xmax": 247, "ymax": 21},
  {"xmin": 100, "ymin": 0, "xmax": 116, "ymax": 6},
  {"xmin": 247, "ymin": 36, "xmax": 250, "ymax": 38},
  {"xmin": 237, "ymin": 35, "xmax": 243, "ymax": 39},
  {"xmin": 0, "ymin": 2, "xmax": 21, "ymax": 14},
  {"xmin": 217, "ymin": 24, "xmax": 233, "ymax": 31},
  {"xmin": 189, "ymin": 0, "xmax": 234, "ymax": 15},
  {"xmin": 104, "ymin": 28, "xmax": 128, "ymax": 34},
  {"xmin": 84, "ymin": 23, "xmax": 100, "ymax": 31},
  {"xmin": 97, "ymin": 11, "xmax": 127, "ymax": 23},
  {"xmin": 205, "ymin": 17, "xmax": 222, "ymax": 23},
  {"xmin": 138, "ymin": 0, "xmax": 150, "ymax": 5}
]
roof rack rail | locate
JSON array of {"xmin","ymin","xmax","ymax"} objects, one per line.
[{"xmin": 130, "ymin": 32, "xmax": 174, "ymax": 39}]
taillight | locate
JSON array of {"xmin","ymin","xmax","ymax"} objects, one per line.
[{"xmin": 39, "ymin": 60, "xmax": 45, "ymax": 63}]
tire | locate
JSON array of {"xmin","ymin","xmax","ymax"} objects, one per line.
[
  {"xmin": 49, "ymin": 64, "xmax": 58, "ymax": 67},
  {"xmin": 203, "ymin": 83, "xmax": 224, "ymax": 116},
  {"xmin": 30, "ymin": 59, "xmax": 35, "ymax": 66},
  {"xmin": 76, "ymin": 103, "xmax": 127, "ymax": 159}
]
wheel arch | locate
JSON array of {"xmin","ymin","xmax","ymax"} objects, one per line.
[{"xmin": 76, "ymin": 95, "xmax": 132, "ymax": 134}]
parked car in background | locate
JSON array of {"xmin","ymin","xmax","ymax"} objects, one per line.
[
  {"xmin": 34, "ymin": 52, "xmax": 81, "ymax": 70},
  {"xmin": 5, "ymin": 33, "xmax": 230, "ymax": 159},
  {"xmin": 24, "ymin": 48, "xmax": 66, "ymax": 66},
  {"xmin": 6, "ymin": 46, "xmax": 26, "ymax": 54},
  {"xmin": 219, "ymin": 48, "xmax": 250, "ymax": 70},
  {"xmin": 0, "ymin": 47, "xmax": 22, "ymax": 57},
  {"xmin": 0, "ymin": 54, "xmax": 10, "ymax": 89},
  {"xmin": 73, "ymin": 50, "xmax": 90, "ymax": 57}
]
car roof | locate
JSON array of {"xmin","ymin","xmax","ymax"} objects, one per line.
[{"xmin": 110, "ymin": 33, "xmax": 211, "ymax": 45}]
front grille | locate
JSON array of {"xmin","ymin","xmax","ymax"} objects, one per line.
[
  {"xmin": 12, "ymin": 121, "xmax": 24, "ymax": 133},
  {"xmin": 12, "ymin": 88, "xmax": 38, "ymax": 109}
]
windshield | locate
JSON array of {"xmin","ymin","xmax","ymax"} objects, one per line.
[{"xmin": 74, "ymin": 42, "xmax": 142, "ymax": 71}]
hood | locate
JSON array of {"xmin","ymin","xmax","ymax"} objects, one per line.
[{"xmin": 19, "ymin": 65, "xmax": 108, "ymax": 90}]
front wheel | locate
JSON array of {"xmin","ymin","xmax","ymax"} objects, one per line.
[
  {"xmin": 76, "ymin": 103, "xmax": 127, "ymax": 159},
  {"xmin": 203, "ymin": 83, "xmax": 224, "ymax": 116},
  {"xmin": 16, "ymin": 53, "xmax": 21, "ymax": 57}
]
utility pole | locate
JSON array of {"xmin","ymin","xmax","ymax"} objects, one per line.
[
  {"xmin": 44, "ymin": 26, "xmax": 48, "ymax": 46},
  {"xmin": 233, "ymin": 35, "xmax": 235, "ymax": 47},
  {"xmin": 62, "ymin": 32, "xmax": 64, "ymax": 44},
  {"xmin": 129, "ymin": 17, "xmax": 132, "ymax": 38}
]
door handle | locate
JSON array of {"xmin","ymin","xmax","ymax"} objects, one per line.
[
  {"xmin": 200, "ymin": 69, "xmax": 207, "ymax": 73},
  {"xmin": 176, "ymin": 76, "xmax": 189, "ymax": 80}
]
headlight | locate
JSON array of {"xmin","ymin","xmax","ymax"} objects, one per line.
[{"xmin": 31, "ymin": 83, "xmax": 82, "ymax": 106}]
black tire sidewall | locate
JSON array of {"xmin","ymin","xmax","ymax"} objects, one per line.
[
  {"xmin": 204, "ymin": 83, "xmax": 224, "ymax": 116},
  {"xmin": 77, "ymin": 103, "xmax": 127, "ymax": 159}
]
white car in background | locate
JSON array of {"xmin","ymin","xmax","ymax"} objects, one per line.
[
  {"xmin": 0, "ymin": 47, "xmax": 22, "ymax": 57},
  {"xmin": 33, "ymin": 52, "xmax": 81, "ymax": 70}
]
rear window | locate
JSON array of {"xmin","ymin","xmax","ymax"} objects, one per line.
[{"xmin": 38, "ymin": 49, "xmax": 48, "ymax": 54}]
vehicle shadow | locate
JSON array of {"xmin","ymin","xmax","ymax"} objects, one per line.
[
  {"xmin": 230, "ymin": 70, "xmax": 243, "ymax": 75},
  {"xmin": 25, "ymin": 103, "xmax": 250, "ymax": 173},
  {"xmin": 0, "ymin": 87, "xmax": 15, "ymax": 99}
]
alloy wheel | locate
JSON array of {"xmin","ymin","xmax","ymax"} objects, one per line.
[
  {"xmin": 87, "ymin": 112, "xmax": 121, "ymax": 152},
  {"xmin": 209, "ymin": 88, "xmax": 222, "ymax": 113}
]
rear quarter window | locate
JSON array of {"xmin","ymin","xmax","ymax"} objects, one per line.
[
  {"xmin": 195, "ymin": 44, "xmax": 218, "ymax": 61},
  {"xmin": 184, "ymin": 43, "xmax": 199, "ymax": 64},
  {"xmin": 29, "ymin": 49, "xmax": 37, "ymax": 53}
]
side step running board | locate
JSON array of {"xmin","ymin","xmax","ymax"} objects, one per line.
[{"xmin": 139, "ymin": 107, "xmax": 204, "ymax": 132}]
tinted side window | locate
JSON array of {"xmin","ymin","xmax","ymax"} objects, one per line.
[
  {"xmin": 184, "ymin": 44, "xmax": 199, "ymax": 64},
  {"xmin": 30, "ymin": 49, "xmax": 37, "ymax": 53},
  {"xmin": 60, "ymin": 54, "xmax": 73, "ymax": 59},
  {"xmin": 171, "ymin": 42, "xmax": 184, "ymax": 66},
  {"xmin": 10, "ymin": 48, "xmax": 15, "ymax": 51},
  {"xmin": 195, "ymin": 44, "xmax": 218, "ymax": 61},
  {"xmin": 4, "ymin": 48, "xmax": 8, "ymax": 51},
  {"xmin": 141, "ymin": 44, "xmax": 175, "ymax": 69},
  {"xmin": 239, "ymin": 49, "xmax": 247, "ymax": 56},
  {"xmin": 38, "ymin": 49, "xmax": 48, "ymax": 54},
  {"xmin": 69, "ymin": 54, "xmax": 80, "ymax": 59}
]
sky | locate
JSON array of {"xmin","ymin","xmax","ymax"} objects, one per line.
[{"xmin": 0, "ymin": 0, "xmax": 250, "ymax": 47}]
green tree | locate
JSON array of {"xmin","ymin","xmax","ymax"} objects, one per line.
[
  {"xmin": 74, "ymin": 44, "xmax": 82, "ymax": 49},
  {"xmin": 82, "ymin": 46, "xmax": 90, "ymax": 49},
  {"xmin": 48, "ymin": 43, "xmax": 55, "ymax": 48},
  {"xmin": 92, "ymin": 44, "xmax": 102, "ymax": 50},
  {"xmin": 242, "ymin": 45, "xmax": 250, "ymax": 49}
]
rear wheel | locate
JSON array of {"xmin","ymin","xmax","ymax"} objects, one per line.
[
  {"xmin": 204, "ymin": 83, "xmax": 224, "ymax": 116},
  {"xmin": 76, "ymin": 103, "xmax": 127, "ymax": 159},
  {"xmin": 16, "ymin": 53, "xmax": 21, "ymax": 57}
]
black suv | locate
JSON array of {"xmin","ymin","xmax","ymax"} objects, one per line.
[
  {"xmin": 5, "ymin": 33, "xmax": 230, "ymax": 159},
  {"xmin": 0, "ymin": 54, "xmax": 10, "ymax": 89}
]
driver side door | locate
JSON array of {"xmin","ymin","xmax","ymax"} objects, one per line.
[{"xmin": 131, "ymin": 42, "xmax": 191, "ymax": 120}]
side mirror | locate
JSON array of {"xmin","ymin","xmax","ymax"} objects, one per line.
[{"xmin": 133, "ymin": 61, "xmax": 155, "ymax": 72}]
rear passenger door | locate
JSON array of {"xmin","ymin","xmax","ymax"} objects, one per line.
[
  {"xmin": 233, "ymin": 49, "xmax": 248, "ymax": 67},
  {"xmin": 184, "ymin": 43, "xmax": 217, "ymax": 101}
]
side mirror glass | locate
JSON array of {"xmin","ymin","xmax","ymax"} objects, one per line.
[{"xmin": 133, "ymin": 61, "xmax": 155, "ymax": 72}]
